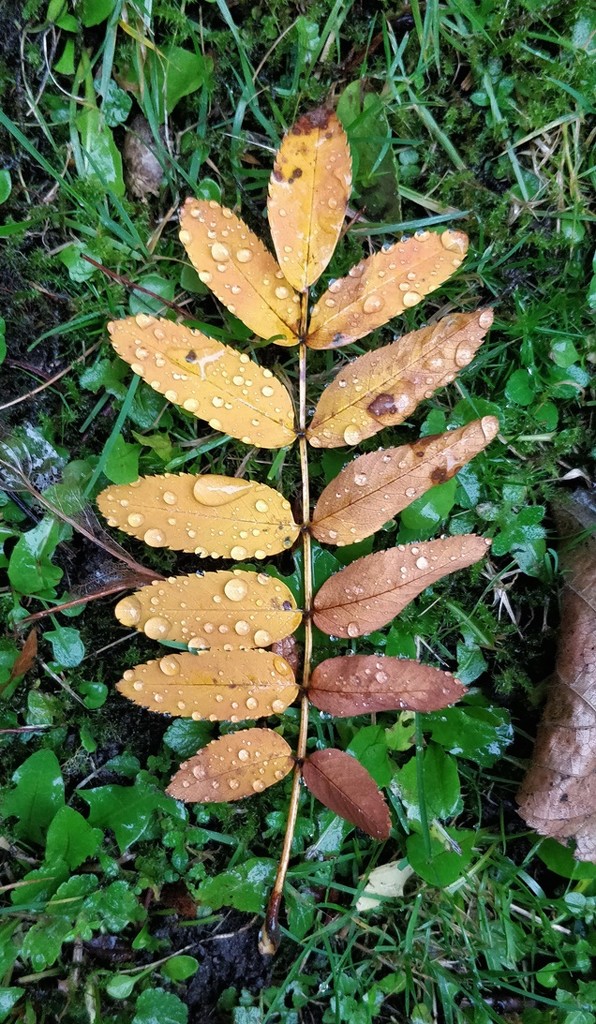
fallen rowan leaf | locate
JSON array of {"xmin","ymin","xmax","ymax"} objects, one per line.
[
  {"xmin": 115, "ymin": 570, "xmax": 302, "ymax": 649},
  {"xmin": 311, "ymin": 418, "xmax": 499, "ymax": 545},
  {"xmin": 117, "ymin": 649, "xmax": 297, "ymax": 721},
  {"xmin": 517, "ymin": 495, "xmax": 596, "ymax": 861},
  {"xmin": 309, "ymin": 655, "xmax": 465, "ymax": 716},
  {"xmin": 306, "ymin": 230, "xmax": 469, "ymax": 350},
  {"xmin": 301, "ymin": 748, "xmax": 391, "ymax": 838},
  {"xmin": 356, "ymin": 860, "xmax": 415, "ymax": 911},
  {"xmin": 179, "ymin": 199, "xmax": 300, "ymax": 346},
  {"xmin": 97, "ymin": 473, "xmax": 299, "ymax": 559},
  {"xmin": 167, "ymin": 728, "xmax": 294, "ymax": 802},
  {"xmin": 108, "ymin": 315, "xmax": 296, "ymax": 449},
  {"xmin": 267, "ymin": 108, "xmax": 351, "ymax": 291},
  {"xmin": 308, "ymin": 310, "xmax": 493, "ymax": 448},
  {"xmin": 8, "ymin": 629, "xmax": 38, "ymax": 684},
  {"xmin": 313, "ymin": 535, "xmax": 491, "ymax": 638}
]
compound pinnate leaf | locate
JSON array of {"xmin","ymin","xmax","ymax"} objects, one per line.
[
  {"xmin": 98, "ymin": 473, "xmax": 299, "ymax": 559},
  {"xmin": 306, "ymin": 230, "xmax": 469, "ymax": 350},
  {"xmin": 308, "ymin": 310, "xmax": 493, "ymax": 448},
  {"xmin": 313, "ymin": 536, "xmax": 491, "ymax": 638},
  {"xmin": 311, "ymin": 418, "xmax": 499, "ymax": 545},
  {"xmin": 108, "ymin": 315, "xmax": 295, "ymax": 449},
  {"xmin": 117, "ymin": 649, "xmax": 298, "ymax": 721},
  {"xmin": 309, "ymin": 655, "xmax": 465, "ymax": 717},
  {"xmin": 115, "ymin": 570, "xmax": 302, "ymax": 649},
  {"xmin": 301, "ymin": 749, "xmax": 391, "ymax": 839},
  {"xmin": 267, "ymin": 108, "xmax": 351, "ymax": 292},
  {"xmin": 179, "ymin": 199, "xmax": 300, "ymax": 346},
  {"xmin": 167, "ymin": 728, "xmax": 294, "ymax": 802}
]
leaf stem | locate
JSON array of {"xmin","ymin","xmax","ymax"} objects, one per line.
[{"xmin": 260, "ymin": 293, "xmax": 312, "ymax": 956}]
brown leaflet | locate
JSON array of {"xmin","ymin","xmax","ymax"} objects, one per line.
[
  {"xmin": 313, "ymin": 535, "xmax": 491, "ymax": 638},
  {"xmin": 115, "ymin": 570, "xmax": 302, "ymax": 649},
  {"xmin": 167, "ymin": 728, "xmax": 294, "ymax": 802},
  {"xmin": 117, "ymin": 649, "xmax": 298, "ymax": 721},
  {"xmin": 311, "ymin": 418, "xmax": 500, "ymax": 545},
  {"xmin": 301, "ymin": 748, "xmax": 391, "ymax": 839},
  {"xmin": 108, "ymin": 315, "xmax": 296, "ymax": 449},
  {"xmin": 309, "ymin": 655, "xmax": 465, "ymax": 716},
  {"xmin": 179, "ymin": 199, "xmax": 300, "ymax": 346},
  {"xmin": 97, "ymin": 473, "xmax": 300, "ymax": 559},
  {"xmin": 267, "ymin": 108, "xmax": 351, "ymax": 291},
  {"xmin": 517, "ymin": 497, "xmax": 596, "ymax": 861},
  {"xmin": 308, "ymin": 310, "xmax": 493, "ymax": 449},
  {"xmin": 306, "ymin": 229, "xmax": 469, "ymax": 350}
]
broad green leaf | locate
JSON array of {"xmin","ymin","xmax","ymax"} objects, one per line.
[
  {"xmin": 0, "ymin": 170, "xmax": 11, "ymax": 205},
  {"xmin": 45, "ymin": 806, "xmax": 103, "ymax": 870},
  {"xmin": 426, "ymin": 704, "xmax": 512, "ymax": 766},
  {"xmin": 104, "ymin": 435, "xmax": 141, "ymax": 484},
  {"xmin": 337, "ymin": 82, "xmax": 401, "ymax": 220},
  {"xmin": 21, "ymin": 916, "xmax": 73, "ymax": 971},
  {"xmin": 406, "ymin": 827, "xmax": 477, "ymax": 886},
  {"xmin": 394, "ymin": 744, "xmax": 461, "ymax": 825},
  {"xmin": 0, "ymin": 988, "xmax": 24, "ymax": 1023},
  {"xmin": 45, "ymin": 625, "xmax": 85, "ymax": 667},
  {"xmin": 196, "ymin": 858, "xmax": 277, "ymax": 913},
  {"xmin": 7, "ymin": 517, "xmax": 65, "ymax": 596},
  {"xmin": 161, "ymin": 955, "xmax": 199, "ymax": 981},
  {"xmin": 80, "ymin": 777, "xmax": 177, "ymax": 853},
  {"xmin": 2, "ymin": 749, "xmax": 65, "ymax": 844},
  {"xmin": 84, "ymin": 880, "xmax": 146, "ymax": 931},
  {"xmin": 347, "ymin": 726, "xmax": 393, "ymax": 787},
  {"xmin": 10, "ymin": 859, "xmax": 68, "ymax": 907},
  {"xmin": 133, "ymin": 988, "xmax": 188, "ymax": 1024}
]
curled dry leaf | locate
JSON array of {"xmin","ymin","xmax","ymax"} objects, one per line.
[
  {"xmin": 123, "ymin": 114, "xmax": 165, "ymax": 200},
  {"xmin": 179, "ymin": 199, "xmax": 300, "ymax": 346},
  {"xmin": 308, "ymin": 310, "xmax": 493, "ymax": 448},
  {"xmin": 115, "ymin": 570, "xmax": 302, "ymax": 649},
  {"xmin": 117, "ymin": 649, "xmax": 298, "ymax": 721},
  {"xmin": 313, "ymin": 535, "xmax": 491, "ymax": 638},
  {"xmin": 309, "ymin": 655, "xmax": 465, "ymax": 717},
  {"xmin": 311, "ymin": 417, "xmax": 499, "ymax": 545},
  {"xmin": 267, "ymin": 108, "xmax": 351, "ymax": 292},
  {"xmin": 356, "ymin": 860, "xmax": 415, "ymax": 912},
  {"xmin": 97, "ymin": 473, "xmax": 299, "ymax": 559},
  {"xmin": 306, "ymin": 229, "xmax": 469, "ymax": 350},
  {"xmin": 108, "ymin": 315, "xmax": 296, "ymax": 449},
  {"xmin": 301, "ymin": 748, "xmax": 391, "ymax": 839},
  {"xmin": 167, "ymin": 728, "xmax": 294, "ymax": 802},
  {"xmin": 517, "ymin": 496, "xmax": 596, "ymax": 861}
]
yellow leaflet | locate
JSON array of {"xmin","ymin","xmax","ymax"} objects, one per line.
[
  {"xmin": 306, "ymin": 229, "xmax": 469, "ymax": 349},
  {"xmin": 167, "ymin": 728, "xmax": 294, "ymax": 802},
  {"xmin": 117, "ymin": 649, "xmax": 298, "ymax": 722},
  {"xmin": 115, "ymin": 569, "xmax": 302, "ymax": 649},
  {"xmin": 97, "ymin": 473, "xmax": 300, "ymax": 559},
  {"xmin": 179, "ymin": 199, "xmax": 300, "ymax": 346},
  {"xmin": 108, "ymin": 315, "xmax": 296, "ymax": 449},
  {"xmin": 267, "ymin": 108, "xmax": 351, "ymax": 292},
  {"xmin": 308, "ymin": 310, "xmax": 493, "ymax": 448}
]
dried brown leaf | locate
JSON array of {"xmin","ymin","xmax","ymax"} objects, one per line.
[
  {"xmin": 313, "ymin": 536, "xmax": 491, "ymax": 638},
  {"xmin": 309, "ymin": 655, "xmax": 465, "ymax": 716},
  {"xmin": 267, "ymin": 108, "xmax": 351, "ymax": 292},
  {"xmin": 117, "ymin": 649, "xmax": 297, "ymax": 721},
  {"xmin": 167, "ymin": 728, "xmax": 294, "ymax": 802},
  {"xmin": 517, "ymin": 496, "xmax": 596, "ymax": 861},
  {"xmin": 308, "ymin": 310, "xmax": 493, "ymax": 448},
  {"xmin": 179, "ymin": 199, "xmax": 300, "ymax": 346},
  {"xmin": 108, "ymin": 315, "xmax": 296, "ymax": 449},
  {"xmin": 115, "ymin": 570, "xmax": 302, "ymax": 649},
  {"xmin": 306, "ymin": 230, "xmax": 469, "ymax": 350},
  {"xmin": 97, "ymin": 473, "xmax": 299, "ymax": 559},
  {"xmin": 311, "ymin": 418, "xmax": 499, "ymax": 545},
  {"xmin": 8, "ymin": 629, "xmax": 38, "ymax": 684},
  {"xmin": 301, "ymin": 748, "xmax": 391, "ymax": 838}
]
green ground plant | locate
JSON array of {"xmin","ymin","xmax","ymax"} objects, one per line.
[{"xmin": 0, "ymin": 1, "xmax": 594, "ymax": 1022}]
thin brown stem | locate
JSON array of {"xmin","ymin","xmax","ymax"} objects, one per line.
[{"xmin": 260, "ymin": 293, "xmax": 312, "ymax": 956}]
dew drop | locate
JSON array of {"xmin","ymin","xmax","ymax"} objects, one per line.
[
  {"xmin": 255, "ymin": 499, "xmax": 269, "ymax": 513},
  {"xmin": 354, "ymin": 473, "xmax": 367, "ymax": 487},
  {"xmin": 271, "ymin": 699, "xmax": 286, "ymax": 714},
  {"xmin": 230, "ymin": 545, "xmax": 248, "ymax": 560},
  {"xmin": 224, "ymin": 578, "xmax": 248, "ymax": 601},
  {"xmin": 234, "ymin": 620, "xmax": 250, "ymax": 635},
  {"xmin": 228, "ymin": 779, "xmax": 240, "ymax": 790},
  {"xmin": 144, "ymin": 616, "xmax": 171, "ymax": 640},
  {"xmin": 346, "ymin": 622, "xmax": 360, "ymax": 638},
  {"xmin": 144, "ymin": 528, "xmax": 166, "ymax": 547},
  {"xmin": 132, "ymin": 680, "xmax": 143, "ymax": 691},
  {"xmin": 402, "ymin": 290, "xmax": 422, "ymax": 308},
  {"xmin": 211, "ymin": 242, "xmax": 230, "ymax": 262},
  {"xmin": 163, "ymin": 491, "xmax": 177, "ymax": 506},
  {"xmin": 238, "ymin": 748, "xmax": 249, "ymax": 762},
  {"xmin": 246, "ymin": 697, "xmax": 258, "ymax": 711},
  {"xmin": 405, "ymin": 487, "xmax": 416, "ymax": 498},
  {"xmin": 343, "ymin": 426, "xmax": 360, "ymax": 445},
  {"xmin": 127, "ymin": 512, "xmax": 145, "ymax": 527},
  {"xmin": 252, "ymin": 779, "xmax": 265, "ymax": 792},
  {"xmin": 416, "ymin": 556, "xmax": 429, "ymax": 570},
  {"xmin": 254, "ymin": 629, "xmax": 272, "ymax": 647},
  {"xmin": 159, "ymin": 656, "xmax": 180, "ymax": 676},
  {"xmin": 441, "ymin": 230, "xmax": 467, "ymax": 255},
  {"xmin": 236, "ymin": 248, "xmax": 252, "ymax": 263},
  {"xmin": 362, "ymin": 295, "xmax": 384, "ymax": 314},
  {"xmin": 116, "ymin": 596, "xmax": 142, "ymax": 626},
  {"xmin": 193, "ymin": 475, "xmax": 251, "ymax": 507},
  {"xmin": 478, "ymin": 310, "xmax": 493, "ymax": 329},
  {"xmin": 198, "ymin": 271, "xmax": 213, "ymax": 284}
]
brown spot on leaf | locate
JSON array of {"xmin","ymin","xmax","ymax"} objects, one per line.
[
  {"xmin": 288, "ymin": 167, "xmax": 303, "ymax": 184},
  {"xmin": 185, "ymin": 349, "xmax": 197, "ymax": 363},
  {"xmin": 292, "ymin": 107, "xmax": 333, "ymax": 135},
  {"xmin": 367, "ymin": 393, "xmax": 399, "ymax": 417},
  {"xmin": 431, "ymin": 464, "xmax": 460, "ymax": 484}
]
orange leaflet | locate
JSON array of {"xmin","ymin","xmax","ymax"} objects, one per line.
[
  {"xmin": 313, "ymin": 536, "xmax": 491, "ymax": 638},
  {"xmin": 267, "ymin": 108, "xmax": 351, "ymax": 292},
  {"xmin": 308, "ymin": 310, "xmax": 493, "ymax": 448},
  {"xmin": 301, "ymin": 748, "xmax": 391, "ymax": 839},
  {"xmin": 167, "ymin": 729, "xmax": 294, "ymax": 802},
  {"xmin": 311, "ymin": 418, "xmax": 499, "ymax": 545},
  {"xmin": 306, "ymin": 229, "xmax": 469, "ymax": 350}
]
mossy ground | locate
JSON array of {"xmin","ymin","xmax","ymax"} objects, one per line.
[{"xmin": 0, "ymin": 1, "xmax": 594, "ymax": 1022}]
